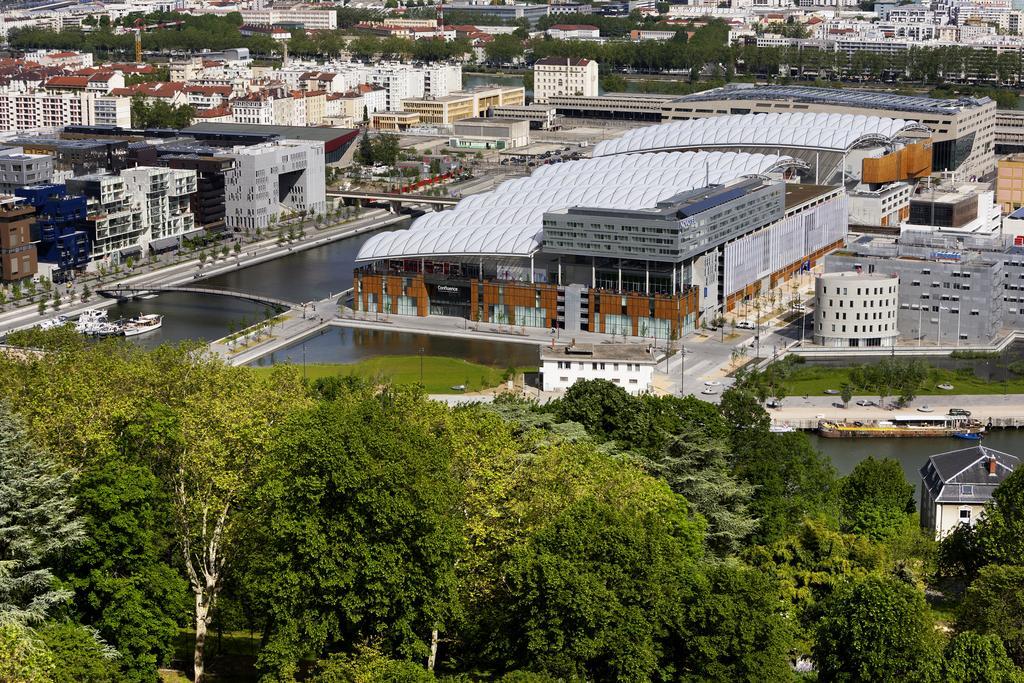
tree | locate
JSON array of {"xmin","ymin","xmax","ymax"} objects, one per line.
[
  {"xmin": 59, "ymin": 450, "xmax": 189, "ymax": 681},
  {"xmin": 839, "ymin": 457, "xmax": 915, "ymax": 541},
  {"xmin": 492, "ymin": 496, "xmax": 703, "ymax": 680},
  {"xmin": 975, "ymin": 468, "xmax": 1024, "ymax": 566},
  {"xmin": 958, "ymin": 564, "xmax": 1024, "ymax": 666},
  {"xmin": 942, "ymin": 631, "xmax": 1021, "ymax": 683},
  {"xmin": 241, "ymin": 389, "xmax": 461, "ymax": 679},
  {"xmin": 38, "ymin": 298, "xmax": 46, "ymax": 316},
  {"xmin": 553, "ymin": 378, "xmax": 638, "ymax": 441},
  {"xmin": 0, "ymin": 404, "xmax": 83, "ymax": 626},
  {"xmin": 734, "ymin": 430, "xmax": 838, "ymax": 543},
  {"xmin": 38, "ymin": 622, "xmax": 118, "ymax": 683},
  {"xmin": 650, "ymin": 425, "xmax": 757, "ymax": 555},
  {"xmin": 841, "ymin": 382, "xmax": 854, "ymax": 408},
  {"xmin": 814, "ymin": 574, "xmax": 941, "ymax": 682},
  {"xmin": 308, "ymin": 646, "xmax": 435, "ymax": 683},
  {"xmin": 0, "ymin": 622, "xmax": 54, "ymax": 683},
  {"xmin": 484, "ymin": 34, "xmax": 524, "ymax": 64},
  {"xmin": 719, "ymin": 386, "xmax": 770, "ymax": 439}
]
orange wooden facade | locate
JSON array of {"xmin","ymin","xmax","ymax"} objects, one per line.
[
  {"xmin": 862, "ymin": 141, "xmax": 932, "ymax": 184},
  {"xmin": 354, "ymin": 273, "xmax": 429, "ymax": 315},
  {"xmin": 476, "ymin": 281, "xmax": 559, "ymax": 327},
  {"xmin": 587, "ymin": 288, "xmax": 700, "ymax": 337}
]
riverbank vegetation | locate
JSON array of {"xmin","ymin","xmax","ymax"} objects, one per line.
[
  {"xmin": 252, "ymin": 355, "xmax": 525, "ymax": 393},
  {"xmin": 0, "ymin": 331, "xmax": 1022, "ymax": 681},
  {"xmin": 758, "ymin": 356, "xmax": 1024, "ymax": 399}
]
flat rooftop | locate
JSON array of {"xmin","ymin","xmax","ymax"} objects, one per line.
[
  {"xmin": 183, "ymin": 123, "xmax": 355, "ymax": 144},
  {"xmin": 784, "ymin": 183, "xmax": 836, "ymax": 209},
  {"xmin": 539, "ymin": 342, "xmax": 656, "ymax": 363},
  {"xmin": 670, "ymin": 84, "xmax": 989, "ymax": 115}
]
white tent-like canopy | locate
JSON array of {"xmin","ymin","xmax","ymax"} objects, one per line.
[
  {"xmin": 592, "ymin": 112, "xmax": 929, "ymax": 157},
  {"xmin": 355, "ymin": 150, "xmax": 800, "ymax": 261}
]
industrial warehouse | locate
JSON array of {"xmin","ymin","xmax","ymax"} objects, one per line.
[{"xmin": 352, "ymin": 110, "xmax": 938, "ymax": 337}]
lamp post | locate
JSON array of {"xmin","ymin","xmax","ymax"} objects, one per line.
[
  {"xmin": 918, "ymin": 305, "xmax": 924, "ymax": 347},
  {"xmin": 419, "ymin": 347, "xmax": 424, "ymax": 384},
  {"xmin": 679, "ymin": 338, "xmax": 685, "ymax": 397},
  {"xmin": 956, "ymin": 305, "xmax": 962, "ymax": 347},
  {"xmin": 938, "ymin": 306, "xmax": 949, "ymax": 346}
]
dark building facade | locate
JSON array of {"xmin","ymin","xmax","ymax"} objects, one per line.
[{"xmin": 15, "ymin": 184, "xmax": 90, "ymax": 273}]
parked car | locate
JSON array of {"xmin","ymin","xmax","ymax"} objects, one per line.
[
  {"xmin": 918, "ymin": 405, "xmax": 935, "ymax": 413},
  {"xmin": 736, "ymin": 320, "xmax": 756, "ymax": 330},
  {"xmin": 948, "ymin": 408, "xmax": 972, "ymax": 417},
  {"xmin": 855, "ymin": 399, "xmax": 872, "ymax": 407},
  {"xmin": 701, "ymin": 387, "xmax": 717, "ymax": 395},
  {"xmin": 766, "ymin": 398, "xmax": 782, "ymax": 408}
]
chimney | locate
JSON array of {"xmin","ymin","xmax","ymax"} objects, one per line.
[{"xmin": 989, "ymin": 456, "xmax": 998, "ymax": 477}]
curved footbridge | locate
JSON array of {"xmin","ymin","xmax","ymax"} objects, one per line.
[{"xmin": 98, "ymin": 286, "xmax": 298, "ymax": 310}]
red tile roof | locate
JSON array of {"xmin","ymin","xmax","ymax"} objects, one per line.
[{"xmin": 44, "ymin": 75, "xmax": 89, "ymax": 88}]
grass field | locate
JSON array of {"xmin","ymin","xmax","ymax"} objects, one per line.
[
  {"xmin": 255, "ymin": 355, "xmax": 533, "ymax": 393},
  {"xmin": 780, "ymin": 364, "xmax": 1024, "ymax": 396}
]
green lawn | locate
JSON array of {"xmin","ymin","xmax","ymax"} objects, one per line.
[
  {"xmin": 255, "ymin": 355, "xmax": 532, "ymax": 393},
  {"xmin": 780, "ymin": 364, "xmax": 1024, "ymax": 396}
]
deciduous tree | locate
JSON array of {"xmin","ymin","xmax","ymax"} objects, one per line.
[{"xmin": 839, "ymin": 457, "xmax": 915, "ymax": 541}]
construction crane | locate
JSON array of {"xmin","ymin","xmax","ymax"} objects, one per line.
[{"xmin": 134, "ymin": 18, "xmax": 144, "ymax": 64}]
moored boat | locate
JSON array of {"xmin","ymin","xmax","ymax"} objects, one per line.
[
  {"xmin": 818, "ymin": 414, "xmax": 985, "ymax": 438},
  {"xmin": 122, "ymin": 314, "xmax": 162, "ymax": 337},
  {"xmin": 953, "ymin": 432, "xmax": 984, "ymax": 441}
]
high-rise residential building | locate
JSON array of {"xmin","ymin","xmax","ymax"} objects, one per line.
[
  {"xmin": 532, "ymin": 57, "xmax": 599, "ymax": 104},
  {"xmin": 369, "ymin": 66, "xmax": 426, "ymax": 111},
  {"xmin": 0, "ymin": 195, "xmax": 37, "ymax": 281}
]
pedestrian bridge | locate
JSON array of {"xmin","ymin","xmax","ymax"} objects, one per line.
[
  {"xmin": 97, "ymin": 286, "xmax": 299, "ymax": 310},
  {"xmin": 327, "ymin": 190, "xmax": 458, "ymax": 212}
]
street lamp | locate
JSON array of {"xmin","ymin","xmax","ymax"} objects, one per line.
[
  {"xmin": 937, "ymin": 306, "xmax": 949, "ymax": 346},
  {"xmin": 918, "ymin": 306, "xmax": 924, "ymax": 348},
  {"xmin": 419, "ymin": 347, "xmax": 425, "ymax": 384}
]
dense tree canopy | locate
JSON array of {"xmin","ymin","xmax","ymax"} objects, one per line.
[{"xmin": 839, "ymin": 457, "xmax": 916, "ymax": 541}]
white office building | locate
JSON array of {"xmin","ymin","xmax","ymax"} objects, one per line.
[
  {"xmin": 0, "ymin": 90, "xmax": 130, "ymax": 132},
  {"xmin": 224, "ymin": 141, "xmax": 326, "ymax": 232},
  {"xmin": 813, "ymin": 271, "xmax": 900, "ymax": 348},
  {"xmin": 121, "ymin": 166, "xmax": 199, "ymax": 250},
  {"xmin": 369, "ymin": 66, "xmax": 426, "ymax": 111},
  {"xmin": 540, "ymin": 343, "xmax": 656, "ymax": 394}
]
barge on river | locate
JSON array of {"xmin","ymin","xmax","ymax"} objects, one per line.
[{"xmin": 818, "ymin": 414, "xmax": 985, "ymax": 438}]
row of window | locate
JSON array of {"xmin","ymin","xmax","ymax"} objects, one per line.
[{"xmin": 553, "ymin": 361, "xmax": 643, "ymax": 371}]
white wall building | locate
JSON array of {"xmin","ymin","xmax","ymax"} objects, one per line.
[
  {"xmin": 813, "ymin": 271, "xmax": 900, "ymax": 348},
  {"xmin": 121, "ymin": 166, "xmax": 198, "ymax": 249},
  {"xmin": 0, "ymin": 90, "xmax": 130, "ymax": 131},
  {"xmin": 224, "ymin": 141, "xmax": 326, "ymax": 232},
  {"xmin": 533, "ymin": 56, "xmax": 599, "ymax": 103},
  {"xmin": 540, "ymin": 343, "xmax": 656, "ymax": 395},
  {"xmin": 240, "ymin": 7, "xmax": 338, "ymax": 30},
  {"xmin": 369, "ymin": 66, "xmax": 426, "ymax": 111},
  {"xmin": 920, "ymin": 446, "xmax": 1019, "ymax": 539}
]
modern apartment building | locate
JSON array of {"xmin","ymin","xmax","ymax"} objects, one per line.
[
  {"xmin": 369, "ymin": 66, "xmax": 426, "ymax": 111},
  {"xmin": 66, "ymin": 173, "xmax": 142, "ymax": 262},
  {"xmin": 533, "ymin": 57, "xmax": 599, "ymax": 104},
  {"xmin": 14, "ymin": 184, "xmax": 90, "ymax": 273},
  {"xmin": 239, "ymin": 7, "xmax": 338, "ymax": 30},
  {"xmin": 224, "ymin": 140, "xmax": 326, "ymax": 231},
  {"xmin": 0, "ymin": 195, "xmax": 37, "ymax": 282},
  {"xmin": 121, "ymin": 166, "xmax": 198, "ymax": 251},
  {"xmin": 0, "ymin": 90, "xmax": 130, "ymax": 131},
  {"xmin": 0, "ymin": 148, "xmax": 53, "ymax": 194}
]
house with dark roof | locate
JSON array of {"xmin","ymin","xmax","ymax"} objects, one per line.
[{"xmin": 920, "ymin": 445, "xmax": 1019, "ymax": 538}]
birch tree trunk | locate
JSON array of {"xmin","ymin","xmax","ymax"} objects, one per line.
[{"xmin": 427, "ymin": 628, "xmax": 439, "ymax": 672}]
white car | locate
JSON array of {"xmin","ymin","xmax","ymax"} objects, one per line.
[
  {"xmin": 918, "ymin": 405, "xmax": 934, "ymax": 413},
  {"xmin": 701, "ymin": 387, "xmax": 717, "ymax": 395},
  {"xmin": 736, "ymin": 320, "xmax": 756, "ymax": 330},
  {"xmin": 704, "ymin": 380, "xmax": 722, "ymax": 387},
  {"xmin": 855, "ymin": 399, "xmax": 872, "ymax": 407}
]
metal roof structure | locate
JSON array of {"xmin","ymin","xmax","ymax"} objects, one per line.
[
  {"xmin": 593, "ymin": 112, "xmax": 929, "ymax": 157},
  {"xmin": 669, "ymin": 84, "xmax": 990, "ymax": 115},
  {"xmin": 355, "ymin": 151, "xmax": 800, "ymax": 261}
]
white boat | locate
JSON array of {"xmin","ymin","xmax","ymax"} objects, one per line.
[
  {"xmin": 75, "ymin": 309, "xmax": 108, "ymax": 334},
  {"xmin": 38, "ymin": 315, "xmax": 68, "ymax": 330},
  {"xmin": 93, "ymin": 322, "xmax": 122, "ymax": 337},
  {"xmin": 122, "ymin": 314, "xmax": 162, "ymax": 337},
  {"xmin": 769, "ymin": 424, "xmax": 796, "ymax": 433}
]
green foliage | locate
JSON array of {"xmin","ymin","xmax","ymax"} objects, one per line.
[
  {"xmin": 839, "ymin": 457, "xmax": 915, "ymax": 541},
  {"xmin": 958, "ymin": 565, "xmax": 1024, "ymax": 667},
  {"xmin": 130, "ymin": 95, "xmax": 195, "ymax": 129},
  {"xmin": 490, "ymin": 497, "xmax": 702, "ymax": 680},
  {"xmin": 0, "ymin": 404, "xmax": 83, "ymax": 626},
  {"xmin": 58, "ymin": 452, "xmax": 188, "ymax": 681},
  {"xmin": 942, "ymin": 631, "xmax": 1022, "ymax": 683},
  {"xmin": 814, "ymin": 574, "xmax": 941, "ymax": 682},
  {"xmin": 975, "ymin": 468, "xmax": 1024, "ymax": 566},
  {"xmin": 734, "ymin": 430, "xmax": 838, "ymax": 543},
  {"xmin": 308, "ymin": 645, "xmax": 435, "ymax": 682},
  {"xmin": 649, "ymin": 426, "xmax": 757, "ymax": 556},
  {"xmin": 38, "ymin": 622, "xmax": 118, "ymax": 683},
  {"xmin": 0, "ymin": 622, "xmax": 54, "ymax": 683},
  {"xmin": 4, "ymin": 324, "xmax": 83, "ymax": 351},
  {"xmin": 242, "ymin": 389, "xmax": 462, "ymax": 679},
  {"xmin": 553, "ymin": 379, "xmax": 638, "ymax": 442},
  {"xmin": 938, "ymin": 522, "xmax": 984, "ymax": 581},
  {"xmin": 718, "ymin": 386, "xmax": 770, "ymax": 437},
  {"xmin": 484, "ymin": 34, "xmax": 525, "ymax": 64}
]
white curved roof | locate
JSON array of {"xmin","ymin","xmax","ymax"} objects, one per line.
[
  {"xmin": 593, "ymin": 112, "xmax": 926, "ymax": 157},
  {"xmin": 356, "ymin": 151, "xmax": 798, "ymax": 261}
]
